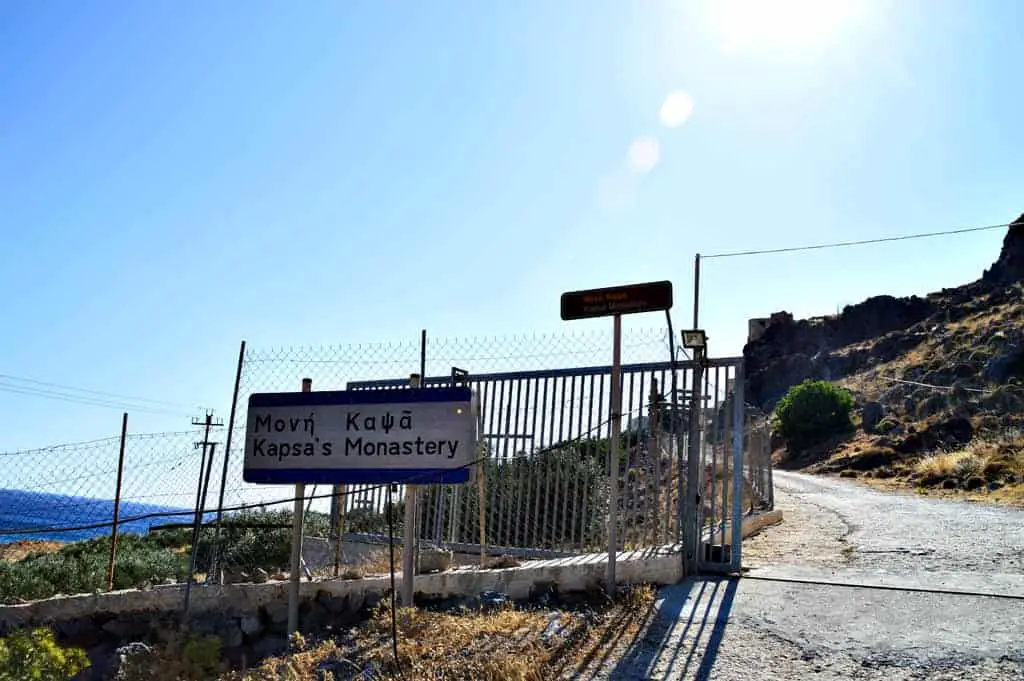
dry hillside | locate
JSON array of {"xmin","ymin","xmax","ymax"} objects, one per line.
[{"xmin": 743, "ymin": 213, "xmax": 1024, "ymax": 503}]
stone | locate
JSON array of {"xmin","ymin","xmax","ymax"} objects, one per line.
[
  {"xmin": 239, "ymin": 614, "xmax": 263, "ymax": 637},
  {"xmin": 265, "ymin": 600, "xmax": 289, "ymax": 626},
  {"xmin": 252, "ymin": 568, "xmax": 270, "ymax": 584},
  {"xmin": 988, "ymin": 481, "xmax": 1004, "ymax": 491},
  {"xmin": 252, "ymin": 635, "xmax": 288, "ymax": 659},
  {"xmin": 223, "ymin": 622, "xmax": 244, "ymax": 648},
  {"xmin": 942, "ymin": 478, "xmax": 960, "ymax": 490},
  {"xmin": 861, "ymin": 401, "xmax": 884, "ymax": 433},
  {"xmin": 964, "ymin": 476, "xmax": 986, "ymax": 491},
  {"xmin": 847, "ymin": 447, "xmax": 896, "ymax": 471},
  {"xmin": 418, "ymin": 547, "xmax": 453, "ymax": 574},
  {"xmin": 480, "ymin": 590, "xmax": 508, "ymax": 613}
]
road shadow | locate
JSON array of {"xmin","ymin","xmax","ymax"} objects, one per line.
[{"xmin": 565, "ymin": 576, "xmax": 739, "ymax": 680}]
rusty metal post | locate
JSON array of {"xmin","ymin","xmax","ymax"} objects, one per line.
[{"xmin": 106, "ymin": 412, "xmax": 129, "ymax": 592}]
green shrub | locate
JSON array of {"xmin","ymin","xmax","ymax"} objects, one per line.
[
  {"xmin": 772, "ymin": 380, "xmax": 855, "ymax": 452},
  {"xmin": 0, "ymin": 535, "xmax": 189, "ymax": 604},
  {"xmin": 0, "ymin": 628, "xmax": 89, "ymax": 681}
]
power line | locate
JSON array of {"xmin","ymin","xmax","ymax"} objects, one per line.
[
  {"xmin": 702, "ymin": 221, "xmax": 1012, "ymax": 260},
  {"xmin": 0, "ymin": 378, "xmax": 200, "ymax": 417},
  {"xmin": 0, "ymin": 382, "xmax": 191, "ymax": 417},
  {"xmin": 0, "ymin": 373, "xmax": 193, "ymax": 409}
]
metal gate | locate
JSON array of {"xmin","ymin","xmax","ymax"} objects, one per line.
[{"xmin": 339, "ymin": 356, "xmax": 771, "ymax": 571}]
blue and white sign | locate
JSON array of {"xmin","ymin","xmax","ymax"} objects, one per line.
[{"xmin": 243, "ymin": 387, "xmax": 478, "ymax": 484}]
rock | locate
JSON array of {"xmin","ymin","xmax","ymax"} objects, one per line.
[
  {"xmin": 1007, "ymin": 474, "xmax": 1019, "ymax": 484},
  {"xmin": 223, "ymin": 623, "xmax": 244, "ymax": 648},
  {"xmin": 915, "ymin": 394, "xmax": 948, "ymax": 419},
  {"xmin": 896, "ymin": 416, "xmax": 973, "ymax": 455},
  {"xmin": 418, "ymin": 547, "xmax": 453, "ymax": 574},
  {"xmin": 988, "ymin": 481, "xmax": 1004, "ymax": 491},
  {"xmin": 942, "ymin": 478, "xmax": 960, "ymax": 490},
  {"xmin": 839, "ymin": 470, "xmax": 859, "ymax": 478},
  {"xmin": 480, "ymin": 590, "xmax": 508, "ymax": 613},
  {"xmin": 252, "ymin": 635, "xmax": 289, "ymax": 659},
  {"xmin": 964, "ymin": 476, "xmax": 986, "ymax": 491},
  {"xmin": 252, "ymin": 568, "xmax": 269, "ymax": 584},
  {"xmin": 265, "ymin": 600, "xmax": 289, "ymax": 626},
  {"xmin": 847, "ymin": 447, "xmax": 896, "ymax": 471},
  {"xmin": 238, "ymin": 614, "xmax": 263, "ymax": 637},
  {"xmin": 981, "ymin": 215, "xmax": 1024, "ymax": 285},
  {"xmin": 363, "ymin": 590, "xmax": 383, "ymax": 612},
  {"xmin": 861, "ymin": 402, "xmax": 885, "ymax": 433}
]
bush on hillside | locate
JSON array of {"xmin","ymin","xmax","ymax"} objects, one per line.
[
  {"xmin": 772, "ymin": 379, "xmax": 855, "ymax": 452},
  {"xmin": 0, "ymin": 628, "xmax": 89, "ymax": 681},
  {"xmin": 0, "ymin": 534, "xmax": 189, "ymax": 603}
]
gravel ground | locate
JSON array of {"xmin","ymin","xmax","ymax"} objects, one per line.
[{"xmin": 575, "ymin": 471, "xmax": 1024, "ymax": 680}]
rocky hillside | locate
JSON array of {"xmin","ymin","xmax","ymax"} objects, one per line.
[{"xmin": 743, "ymin": 213, "xmax": 1024, "ymax": 499}]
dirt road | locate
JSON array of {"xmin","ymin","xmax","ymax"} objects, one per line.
[{"xmin": 581, "ymin": 470, "xmax": 1024, "ymax": 680}]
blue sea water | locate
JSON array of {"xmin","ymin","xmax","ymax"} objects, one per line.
[{"xmin": 0, "ymin": 488, "xmax": 213, "ymax": 544}]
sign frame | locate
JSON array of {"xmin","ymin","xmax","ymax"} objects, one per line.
[
  {"xmin": 560, "ymin": 280, "xmax": 674, "ymax": 321},
  {"xmin": 242, "ymin": 386, "xmax": 478, "ymax": 485}
]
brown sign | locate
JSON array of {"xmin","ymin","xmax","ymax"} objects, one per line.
[{"xmin": 560, "ymin": 281, "xmax": 673, "ymax": 321}]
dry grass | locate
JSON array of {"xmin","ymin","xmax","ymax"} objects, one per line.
[
  {"xmin": 160, "ymin": 584, "xmax": 658, "ymax": 681},
  {"xmin": 840, "ymin": 431, "xmax": 1024, "ymax": 506},
  {"xmin": 913, "ymin": 451, "xmax": 979, "ymax": 479},
  {"xmin": 0, "ymin": 540, "xmax": 63, "ymax": 562}
]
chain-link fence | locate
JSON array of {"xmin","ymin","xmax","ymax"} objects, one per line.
[
  {"xmin": 0, "ymin": 429, "xmax": 205, "ymax": 545},
  {"xmin": 225, "ymin": 328, "xmax": 703, "ymax": 559}
]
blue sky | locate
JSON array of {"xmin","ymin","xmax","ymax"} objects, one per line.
[{"xmin": 1, "ymin": 0, "xmax": 1022, "ymax": 454}]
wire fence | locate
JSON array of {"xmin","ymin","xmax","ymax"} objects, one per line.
[
  {"xmin": 0, "ymin": 327, "xmax": 777, "ymax": 585},
  {"xmin": 225, "ymin": 328, "xmax": 676, "ymax": 517},
  {"xmin": 0, "ymin": 430, "xmax": 205, "ymax": 544}
]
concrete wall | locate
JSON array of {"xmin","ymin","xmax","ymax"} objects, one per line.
[{"xmin": 0, "ymin": 546, "xmax": 684, "ymax": 680}]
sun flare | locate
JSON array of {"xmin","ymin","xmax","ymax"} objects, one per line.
[{"xmin": 712, "ymin": 0, "xmax": 866, "ymax": 53}]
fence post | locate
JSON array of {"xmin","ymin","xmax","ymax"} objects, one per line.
[
  {"xmin": 606, "ymin": 313, "xmax": 623, "ymax": 598},
  {"xmin": 210, "ymin": 339, "xmax": 246, "ymax": 582},
  {"xmin": 107, "ymin": 412, "xmax": 129, "ymax": 592},
  {"xmin": 649, "ymin": 379, "xmax": 660, "ymax": 547},
  {"xmin": 288, "ymin": 378, "xmax": 312, "ymax": 637},
  {"xmin": 729, "ymin": 366, "xmax": 745, "ymax": 571},
  {"xmin": 684, "ymin": 347, "xmax": 704, "ymax": 575},
  {"xmin": 401, "ymin": 373, "xmax": 421, "ymax": 607}
]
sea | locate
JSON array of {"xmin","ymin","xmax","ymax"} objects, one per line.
[{"xmin": 0, "ymin": 489, "xmax": 215, "ymax": 544}]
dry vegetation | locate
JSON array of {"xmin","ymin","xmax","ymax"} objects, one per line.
[
  {"xmin": 803, "ymin": 421, "xmax": 1024, "ymax": 506},
  {"xmin": 0, "ymin": 540, "xmax": 63, "ymax": 562},
  {"xmin": 111, "ymin": 585, "xmax": 657, "ymax": 681},
  {"xmin": 771, "ymin": 285, "xmax": 1024, "ymax": 506}
]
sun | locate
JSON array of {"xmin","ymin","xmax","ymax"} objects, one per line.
[{"xmin": 711, "ymin": 0, "xmax": 866, "ymax": 54}]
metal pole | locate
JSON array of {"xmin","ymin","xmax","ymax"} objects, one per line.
[
  {"xmin": 106, "ymin": 412, "xmax": 129, "ymax": 592},
  {"xmin": 730, "ymin": 366, "xmax": 746, "ymax": 571},
  {"xmin": 288, "ymin": 378, "xmax": 312, "ymax": 637},
  {"xmin": 184, "ymin": 413, "xmax": 214, "ymax": 613},
  {"xmin": 606, "ymin": 314, "xmax": 623, "ymax": 597},
  {"xmin": 684, "ymin": 347, "xmax": 704, "ymax": 575},
  {"xmin": 693, "ymin": 253, "xmax": 701, "ymax": 329},
  {"xmin": 401, "ymin": 372, "xmax": 421, "ymax": 606},
  {"xmin": 650, "ymin": 379, "xmax": 660, "ymax": 547},
  {"xmin": 210, "ymin": 340, "xmax": 246, "ymax": 580}
]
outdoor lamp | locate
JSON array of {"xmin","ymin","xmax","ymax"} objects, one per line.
[{"xmin": 681, "ymin": 329, "xmax": 707, "ymax": 350}]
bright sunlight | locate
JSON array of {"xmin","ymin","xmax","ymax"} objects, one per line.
[{"xmin": 711, "ymin": 0, "xmax": 867, "ymax": 54}]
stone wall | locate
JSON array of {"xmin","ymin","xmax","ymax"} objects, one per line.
[{"xmin": 0, "ymin": 547, "xmax": 684, "ymax": 680}]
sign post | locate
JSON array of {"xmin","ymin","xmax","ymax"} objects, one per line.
[
  {"xmin": 244, "ymin": 383, "xmax": 478, "ymax": 625},
  {"xmin": 560, "ymin": 280, "xmax": 673, "ymax": 597}
]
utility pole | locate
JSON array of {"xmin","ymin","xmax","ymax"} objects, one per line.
[{"xmin": 184, "ymin": 410, "xmax": 223, "ymax": 613}]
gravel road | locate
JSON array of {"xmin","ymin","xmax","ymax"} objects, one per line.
[{"xmin": 577, "ymin": 471, "xmax": 1024, "ymax": 680}]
